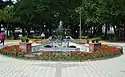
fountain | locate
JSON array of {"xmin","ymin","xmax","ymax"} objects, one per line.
[{"xmin": 32, "ymin": 21, "xmax": 89, "ymax": 52}]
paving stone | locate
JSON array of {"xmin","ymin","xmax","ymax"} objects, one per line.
[{"xmin": 0, "ymin": 42, "xmax": 125, "ymax": 77}]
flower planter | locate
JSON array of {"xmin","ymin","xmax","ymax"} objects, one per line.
[
  {"xmin": 19, "ymin": 42, "xmax": 32, "ymax": 53},
  {"xmin": 89, "ymin": 43, "xmax": 101, "ymax": 52}
]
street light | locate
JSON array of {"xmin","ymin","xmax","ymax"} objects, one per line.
[
  {"xmin": 79, "ymin": 8, "xmax": 82, "ymax": 39},
  {"xmin": 44, "ymin": 24, "xmax": 46, "ymax": 33}
]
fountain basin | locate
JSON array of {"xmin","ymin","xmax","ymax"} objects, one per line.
[
  {"xmin": 32, "ymin": 40, "xmax": 89, "ymax": 52},
  {"xmin": 39, "ymin": 47, "xmax": 80, "ymax": 52}
]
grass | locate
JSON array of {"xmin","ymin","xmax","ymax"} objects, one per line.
[
  {"xmin": 88, "ymin": 37, "xmax": 125, "ymax": 43},
  {"xmin": 101, "ymin": 40, "xmax": 125, "ymax": 43},
  {"xmin": 5, "ymin": 40, "xmax": 20, "ymax": 42},
  {"xmin": 5, "ymin": 39, "xmax": 33, "ymax": 43}
]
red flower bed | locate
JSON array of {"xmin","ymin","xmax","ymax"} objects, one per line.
[
  {"xmin": 99, "ymin": 44, "xmax": 121, "ymax": 52},
  {"xmin": 0, "ymin": 45, "xmax": 25, "ymax": 57},
  {"xmin": 37, "ymin": 44, "xmax": 123, "ymax": 61},
  {"xmin": 0, "ymin": 44, "xmax": 123, "ymax": 61},
  {"xmin": 2, "ymin": 45, "xmax": 20, "ymax": 52}
]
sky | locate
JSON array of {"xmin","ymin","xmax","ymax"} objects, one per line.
[
  {"xmin": 3, "ymin": 0, "xmax": 17, "ymax": 4},
  {"xmin": 2, "ymin": 0, "xmax": 17, "ymax": 3}
]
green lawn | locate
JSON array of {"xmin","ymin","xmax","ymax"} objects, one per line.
[
  {"xmin": 101, "ymin": 40, "xmax": 125, "ymax": 43},
  {"xmin": 5, "ymin": 40, "xmax": 20, "ymax": 42}
]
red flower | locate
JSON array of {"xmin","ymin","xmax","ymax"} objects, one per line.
[{"xmin": 2, "ymin": 45, "xmax": 20, "ymax": 52}]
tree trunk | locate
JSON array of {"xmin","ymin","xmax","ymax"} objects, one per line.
[
  {"xmin": 49, "ymin": 28, "xmax": 52, "ymax": 36},
  {"xmin": 93, "ymin": 25, "xmax": 96, "ymax": 37},
  {"xmin": 40, "ymin": 26, "xmax": 42, "ymax": 35},
  {"xmin": 26, "ymin": 27, "xmax": 30, "ymax": 37},
  {"xmin": 12, "ymin": 28, "xmax": 15, "ymax": 39},
  {"xmin": 6, "ymin": 24, "xmax": 8, "ymax": 38},
  {"xmin": 0, "ymin": 23, "xmax": 1, "ymax": 32},
  {"xmin": 96, "ymin": 25, "xmax": 102, "ymax": 36},
  {"xmin": 22, "ymin": 27, "xmax": 25, "ymax": 36},
  {"xmin": 104, "ymin": 24, "xmax": 108, "ymax": 39}
]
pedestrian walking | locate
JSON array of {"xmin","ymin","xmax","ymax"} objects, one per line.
[{"xmin": 0, "ymin": 32, "xmax": 5, "ymax": 46}]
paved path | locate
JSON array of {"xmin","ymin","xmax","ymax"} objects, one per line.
[{"xmin": 0, "ymin": 42, "xmax": 125, "ymax": 77}]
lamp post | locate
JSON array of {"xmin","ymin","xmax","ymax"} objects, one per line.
[
  {"xmin": 76, "ymin": 30, "xmax": 78, "ymax": 38},
  {"xmin": 44, "ymin": 25, "xmax": 46, "ymax": 33},
  {"xmin": 79, "ymin": 9, "xmax": 82, "ymax": 39},
  {"xmin": 43, "ymin": 24, "xmax": 46, "ymax": 36}
]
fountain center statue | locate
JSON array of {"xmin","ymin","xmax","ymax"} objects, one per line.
[
  {"xmin": 55, "ymin": 21, "xmax": 65, "ymax": 40},
  {"xmin": 38, "ymin": 21, "xmax": 88, "ymax": 52}
]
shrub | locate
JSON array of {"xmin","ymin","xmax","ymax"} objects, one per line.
[
  {"xmin": 21, "ymin": 37, "xmax": 25, "ymax": 42},
  {"xmin": 91, "ymin": 37, "xmax": 101, "ymax": 43},
  {"xmin": 20, "ymin": 36, "xmax": 30, "ymax": 42},
  {"xmin": 25, "ymin": 38, "xmax": 30, "ymax": 43},
  {"xmin": 29, "ymin": 35, "xmax": 35, "ymax": 39},
  {"xmin": 81, "ymin": 36, "xmax": 89, "ymax": 39},
  {"xmin": 91, "ymin": 39, "xmax": 95, "ymax": 43}
]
